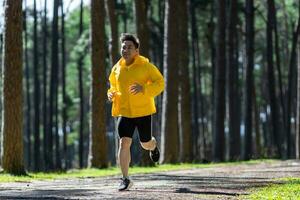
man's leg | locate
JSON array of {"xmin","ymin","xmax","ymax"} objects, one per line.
[
  {"xmin": 118, "ymin": 137, "xmax": 132, "ymax": 178},
  {"xmin": 141, "ymin": 136, "xmax": 157, "ymax": 151},
  {"xmin": 137, "ymin": 115, "xmax": 160, "ymax": 162}
]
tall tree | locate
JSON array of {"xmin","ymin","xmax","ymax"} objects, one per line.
[
  {"xmin": 105, "ymin": 0, "xmax": 119, "ymax": 165},
  {"xmin": 296, "ymin": 36, "xmax": 300, "ymax": 159},
  {"xmin": 178, "ymin": 0, "xmax": 192, "ymax": 162},
  {"xmin": 228, "ymin": 0, "xmax": 240, "ymax": 160},
  {"xmin": 267, "ymin": 0, "xmax": 281, "ymax": 157},
  {"xmin": 33, "ymin": 0, "xmax": 41, "ymax": 171},
  {"xmin": 78, "ymin": 0, "xmax": 85, "ymax": 168},
  {"xmin": 106, "ymin": 0, "xmax": 119, "ymax": 64},
  {"xmin": 244, "ymin": 0, "xmax": 254, "ymax": 160},
  {"xmin": 190, "ymin": 1, "xmax": 201, "ymax": 160},
  {"xmin": 1, "ymin": 0, "xmax": 25, "ymax": 175},
  {"xmin": 48, "ymin": 0, "xmax": 60, "ymax": 170},
  {"xmin": 213, "ymin": 0, "xmax": 226, "ymax": 162},
  {"xmin": 42, "ymin": 0, "xmax": 49, "ymax": 170},
  {"xmin": 23, "ymin": 0, "xmax": 32, "ymax": 170},
  {"xmin": 134, "ymin": 0, "xmax": 149, "ymax": 57},
  {"xmin": 161, "ymin": 0, "xmax": 180, "ymax": 163},
  {"xmin": 90, "ymin": 0, "xmax": 108, "ymax": 168},
  {"xmin": 296, "ymin": 0, "xmax": 300, "ymax": 159},
  {"xmin": 287, "ymin": 17, "xmax": 300, "ymax": 158},
  {"xmin": 272, "ymin": 0, "xmax": 286, "ymax": 148},
  {"xmin": 60, "ymin": 0, "xmax": 68, "ymax": 169}
]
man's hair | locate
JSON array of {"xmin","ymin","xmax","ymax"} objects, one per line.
[{"xmin": 120, "ymin": 33, "xmax": 140, "ymax": 49}]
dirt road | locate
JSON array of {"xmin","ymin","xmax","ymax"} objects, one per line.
[{"xmin": 0, "ymin": 160, "xmax": 299, "ymax": 199}]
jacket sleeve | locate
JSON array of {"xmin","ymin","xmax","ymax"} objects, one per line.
[
  {"xmin": 107, "ymin": 67, "xmax": 117, "ymax": 95},
  {"xmin": 144, "ymin": 63, "xmax": 165, "ymax": 97}
]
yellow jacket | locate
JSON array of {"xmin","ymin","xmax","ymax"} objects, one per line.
[{"xmin": 108, "ymin": 55, "xmax": 164, "ymax": 118}]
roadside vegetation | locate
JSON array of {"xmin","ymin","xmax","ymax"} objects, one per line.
[{"xmin": 243, "ymin": 178, "xmax": 300, "ymax": 200}]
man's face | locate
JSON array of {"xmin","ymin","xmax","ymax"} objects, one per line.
[{"xmin": 121, "ymin": 40, "xmax": 138, "ymax": 61}]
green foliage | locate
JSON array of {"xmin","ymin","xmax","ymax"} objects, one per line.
[{"xmin": 245, "ymin": 178, "xmax": 300, "ymax": 200}]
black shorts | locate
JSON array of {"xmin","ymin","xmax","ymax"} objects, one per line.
[{"xmin": 117, "ymin": 115, "xmax": 152, "ymax": 143}]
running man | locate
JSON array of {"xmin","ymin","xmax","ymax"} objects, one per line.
[{"xmin": 107, "ymin": 33, "xmax": 164, "ymax": 191}]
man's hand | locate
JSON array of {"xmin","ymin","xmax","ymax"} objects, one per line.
[
  {"xmin": 108, "ymin": 91, "xmax": 116, "ymax": 102},
  {"xmin": 129, "ymin": 83, "xmax": 143, "ymax": 95}
]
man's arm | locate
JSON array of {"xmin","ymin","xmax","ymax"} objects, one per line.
[
  {"xmin": 143, "ymin": 63, "xmax": 165, "ymax": 97},
  {"xmin": 107, "ymin": 67, "xmax": 117, "ymax": 101}
]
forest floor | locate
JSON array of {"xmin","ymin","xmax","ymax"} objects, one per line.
[{"xmin": 0, "ymin": 160, "xmax": 299, "ymax": 200}]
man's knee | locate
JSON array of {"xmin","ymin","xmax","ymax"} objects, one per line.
[
  {"xmin": 119, "ymin": 137, "xmax": 132, "ymax": 149},
  {"xmin": 141, "ymin": 137, "xmax": 156, "ymax": 150}
]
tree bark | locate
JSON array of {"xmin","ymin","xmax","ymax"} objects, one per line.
[
  {"xmin": 60, "ymin": 0, "xmax": 68, "ymax": 170},
  {"xmin": 287, "ymin": 18, "xmax": 300, "ymax": 158},
  {"xmin": 90, "ymin": 0, "xmax": 108, "ymax": 168},
  {"xmin": 178, "ymin": 0, "xmax": 192, "ymax": 162},
  {"xmin": 48, "ymin": 0, "xmax": 60, "ymax": 170},
  {"xmin": 105, "ymin": 0, "xmax": 119, "ymax": 166},
  {"xmin": 189, "ymin": 1, "xmax": 200, "ymax": 160},
  {"xmin": 42, "ymin": 0, "xmax": 49, "ymax": 170},
  {"xmin": 106, "ymin": 0, "xmax": 119, "ymax": 64},
  {"xmin": 228, "ymin": 0, "xmax": 241, "ymax": 160},
  {"xmin": 2, "ymin": 0, "xmax": 25, "ymax": 175},
  {"xmin": 134, "ymin": 0, "xmax": 149, "ymax": 58},
  {"xmin": 23, "ymin": 0, "xmax": 32, "ymax": 170},
  {"xmin": 78, "ymin": 0, "xmax": 85, "ymax": 168},
  {"xmin": 213, "ymin": 0, "xmax": 226, "ymax": 162},
  {"xmin": 244, "ymin": 0, "xmax": 254, "ymax": 160},
  {"xmin": 272, "ymin": 0, "xmax": 286, "ymax": 155},
  {"xmin": 161, "ymin": 0, "xmax": 180, "ymax": 163},
  {"xmin": 296, "ymin": 37, "xmax": 300, "ymax": 159},
  {"xmin": 33, "ymin": 0, "xmax": 41, "ymax": 171},
  {"xmin": 267, "ymin": 0, "xmax": 282, "ymax": 157}
]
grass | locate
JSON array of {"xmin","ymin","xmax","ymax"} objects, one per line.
[{"xmin": 244, "ymin": 178, "xmax": 300, "ymax": 200}]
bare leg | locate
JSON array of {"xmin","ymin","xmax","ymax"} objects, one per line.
[{"xmin": 118, "ymin": 137, "xmax": 132, "ymax": 177}]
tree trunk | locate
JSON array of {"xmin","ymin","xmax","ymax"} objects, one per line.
[
  {"xmin": 253, "ymin": 87, "xmax": 262, "ymax": 158},
  {"xmin": 105, "ymin": 0, "xmax": 119, "ymax": 166},
  {"xmin": 60, "ymin": 0, "xmax": 68, "ymax": 170},
  {"xmin": 287, "ymin": 18, "xmax": 300, "ymax": 158},
  {"xmin": 106, "ymin": 0, "xmax": 119, "ymax": 64},
  {"xmin": 213, "ymin": 0, "xmax": 226, "ymax": 162},
  {"xmin": 207, "ymin": 1, "xmax": 216, "ymax": 161},
  {"xmin": 296, "ymin": 37, "xmax": 300, "ymax": 159},
  {"xmin": 1, "ymin": 0, "xmax": 25, "ymax": 175},
  {"xmin": 134, "ymin": 0, "xmax": 149, "ymax": 58},
  {"xmin": 33, "ymin": 0, "xmax": 41, "ymax": 171},
  {"xmin": 228, "ymin": 0, "xmax": 240, "ymax": 161},
  {"xmin": 244, "ymin": 0, "xmax": 254, "ymax": 160},
  {"xmin": 90, "ymin": 0, "xmax": 108, "ymax": 168},
  {"xmin": 190, "ymin": 1, "xmax": 200, "ymax": 161},
  {"xmin": 272, "ymin": 0, "xmax": 286, "ymax": 156},
  {"xmin": 48, "ymin": 0, "xmax": 60, "ymax": 170},
  {"xmin": 178, "ymin": 0, "xmax": 192, "ymax": 163},
  {"xmin": 78, "ymin": 0, "xmax": 85, "ymax": 168},
  {"xmin": 120, "ymin": 0, "xmax": 127, "ymax": 32},
  {"xmin": 267, "ymin": 0, "xmax": 282, "ymax": 157},
  {"xmin": 42, "ymin": 0, "xmax": 49, "ymax": 170},
  {"xmin": 161, "ymin": 0, "xmax": 180, "ymax": 163},
  {"xmin": 23, "ymin": 0, "xmax": 32, "ymax": 170}
]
